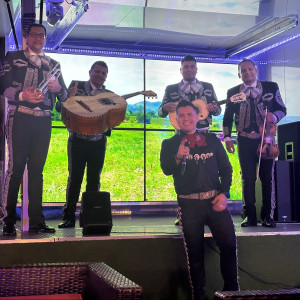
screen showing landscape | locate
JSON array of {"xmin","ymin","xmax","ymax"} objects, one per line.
[{"xmin": 42, "ymin": 53, "xmax": 293, "ymax": 203}]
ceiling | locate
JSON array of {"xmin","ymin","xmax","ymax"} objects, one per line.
[{"xmin": 0, "ymin": 0, "xmax": 300, "ymax": 63}]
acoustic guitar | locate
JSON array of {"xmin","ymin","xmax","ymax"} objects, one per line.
[
  {"xmin": 168, "ymin": 92, "xmax": 247, "ymax": 129},
  {"xmin": 169, "ymin": 99, "xmax": 209, "ymax": 130},
  {"xmin": 61, "ymin": 90, "xmax": 157, "ymax": 135}
]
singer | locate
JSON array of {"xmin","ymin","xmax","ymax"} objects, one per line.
[{"xmin": 160, "ymin": 100, "xmax": 239, "ymax": 300}]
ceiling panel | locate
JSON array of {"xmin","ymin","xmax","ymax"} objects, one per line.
[{"xmin": 0, "ymin": 0, "xmax": 299, "ymax": 62}]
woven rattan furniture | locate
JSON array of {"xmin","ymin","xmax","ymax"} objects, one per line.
[
  {"xmin": 0, "ymin": 295, "xmax": 82, "ymax": 299},
  {"xmin": 0, "ymin": 262, "xmax": 142, "ymax": 300},
  {"xmin": 214, "ymin": 289, "xmax": 300, "ymax": 299}
]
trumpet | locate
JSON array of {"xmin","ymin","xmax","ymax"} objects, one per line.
[{"xmin": 38, "ymin": 62, "xmax": 61, "ymax": 95}]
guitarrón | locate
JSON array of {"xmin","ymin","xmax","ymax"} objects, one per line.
[{"xmin": 61, "ymin": 90, "xmax": 157, "ymax": 135}]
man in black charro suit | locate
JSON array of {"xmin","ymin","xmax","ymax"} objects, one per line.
[
  {"xmin": 223, "ymin": 59, "xmax": 287, "ymax": 228},
  {"xmin": 158, "ymin": 55, "xmax": 221, "ymax": 225},
  {"xmin": 158, "ymin": 55, "xmax": 221, "ymax": 131},
  {"xmin": 160, "ymin": 100, "xmax": 239, "ymax": 300},
  {"xmin": 57, "ymin": 61, "xmax": 113, "ymax": 229},
  {"xmin": 0, "ymin": 24, "xmax": 68, "ymax": 235}
]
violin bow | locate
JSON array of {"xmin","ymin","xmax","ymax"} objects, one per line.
[{"xmin": 256, "ymin": 105, "xmax": 268, "ymax": 182}]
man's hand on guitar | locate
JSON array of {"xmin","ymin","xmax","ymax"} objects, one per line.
[
  {"xmin": 68, "ymin": 82, "xmax": 78, "ymax": 97},
  {"xmin": 225, "ymin": 140, "xmax": 235, "ymax": 154},
  {"xmin": 207, "ymin": 102, "xmax": 219, "ymax": 113},
  {"xmin": 163, "ymin": 102, "xmax": 178, "ymax": 113}
]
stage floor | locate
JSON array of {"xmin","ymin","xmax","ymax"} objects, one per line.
[
  {"xmin": 1, "ymin": 214, "xmax": 300, "ymax": 242},
  {"xmin": 1, "ymin": 214, "xmax": 300, "ymax": 300}
]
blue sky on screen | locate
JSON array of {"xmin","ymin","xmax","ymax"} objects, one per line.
[
  {"xmin": 49, "ymin": 53, "xmax": 144, "ymax": 103},
  {"xmin": 49, "ymin": 53, "xmax": 241, "ymax": 105},
  {"xmin": 49, "ymin": 52, "xmax": 298, "ymax": 118}
]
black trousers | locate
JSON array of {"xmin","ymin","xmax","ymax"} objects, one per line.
[
  {"xmin": 237, "ymin": 136, "xmax": 275, "ymax": 221},
  {"xmin": 2, "ymin": 111, "xmax": 51, "ymax": 226},
  {"xmin": 178, "ymin": 198, "xmax": 239, "ymax": 300},
  {"xmin": 62, "ymin": 134, "xmax": 107, "ymax": 221}
]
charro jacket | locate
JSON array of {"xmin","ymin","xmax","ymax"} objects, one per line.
[
  {"xmin": 223, "ymin": 81, "xmax": 287, "ymax": 138},
  {"xmin": 160, "ymin": 131, "xmax": 232, "ymax": 196}
]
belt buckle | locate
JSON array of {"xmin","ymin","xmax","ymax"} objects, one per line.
[
  {"xmin": 200, "ymin": 191, "xmax": 210, "ymax": 200},
  {"xmin": 200, "ymin": 192, "xmax": 210, "ymax": 200},
  {"xmin": 33, "ymin": 109, "xmax": 49, "ymax": 117},
  {"xmin": 201, "ymin": 190, "xmax": 216, "ymax": 200}
]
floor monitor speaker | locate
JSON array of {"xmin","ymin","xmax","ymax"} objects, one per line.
[
  {"xmin": 80, "ymin": 191, "xmax": 112, "ymax": 235},
  {"xmin": 278, "ymin": 121, "xmax": 300, "ymax": 162}
]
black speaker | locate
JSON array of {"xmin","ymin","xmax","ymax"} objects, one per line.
[
  {"xmin": 275, "ymin": 161, "xmax": 295, "ymax": 222},
  {"xmin": 278, "ymin": 121, "xmax": 300, "ymax": 162},
  {"xmin": 277, "ymin": 122, "xmax": 300, "ymax": 222},
  {"xmin": 80, "ymin": 191, "xmax": 113, "ymax": 235}
]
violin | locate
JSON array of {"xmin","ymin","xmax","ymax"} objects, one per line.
[
  {"xmin": 256, "ymin": 105, "xmax": 279, "ymax": 181},
  {"xmin": 257, "ymin": 116, "xmax": 279, "ymax": 159}
]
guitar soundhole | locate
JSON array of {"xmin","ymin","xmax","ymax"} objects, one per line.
[{"xmin": 99, "ymin": 98, "xmax": 116, "ymax": 105}]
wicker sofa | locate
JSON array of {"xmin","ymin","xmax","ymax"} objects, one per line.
[
  {"xmin": 214, "ymin": 289, "xmax": 300, "ymax": 299},
  {"xmin": 0, "ymin": 262, "xmax": 142, "ymax": 300}
]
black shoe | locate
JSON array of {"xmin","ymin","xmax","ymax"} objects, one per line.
[
  {"xmin": 29, "ymin": 223, "xmax": 56, "ymax": 233},
  {"xmin": 3, "ymin": 224, "xmax": 16, "ymax": 236},
  {"xmin": 58, "ymin": 219, "xmax": 75, "ymax": 228},
  {"xmin": 262, "ymin": 218, "xmax": 276, "ymax": 228},
  {"xmin": 241, "ymin": 217, "xmax": 257, "ymax": 227}
]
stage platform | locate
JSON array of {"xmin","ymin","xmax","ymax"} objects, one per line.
[
  {"xmin": 1, "ymin": 214, "xmax": 300, "ymax": 240},
  {"xmin": 0, "ymin": 213, "xmax": 300, "ymax": 300}
]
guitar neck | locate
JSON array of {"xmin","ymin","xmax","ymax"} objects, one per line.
[
  {"xmin": 218, "ymin": 99, "xmax": 226, "ymax": 105},
  {"xmin": 121, "ymin": 92, "xmax": 142, "ymax": 100}
]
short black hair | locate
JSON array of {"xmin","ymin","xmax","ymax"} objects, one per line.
[
  {"xmin": 181, "ymin": 55, "xmax": 197, "ymax": 65},
  {"xmin": 238, "ymin": 59, "xmax": 256, "ymax": 72},
  {"xmin": 176, "ymin": 99, "xmax": 199, "ymax": 114},
  {"xmin": 90, "ymin": 61, "xmax": 108, "ymax": 72},
  {"xmin": 25, "ymin": 23, "xmax": 47, "ymax": 37}
]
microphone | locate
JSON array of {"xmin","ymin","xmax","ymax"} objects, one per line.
[{"xmin": 181, "ymin": 141, "xmax": 190, "ymax": 175}]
